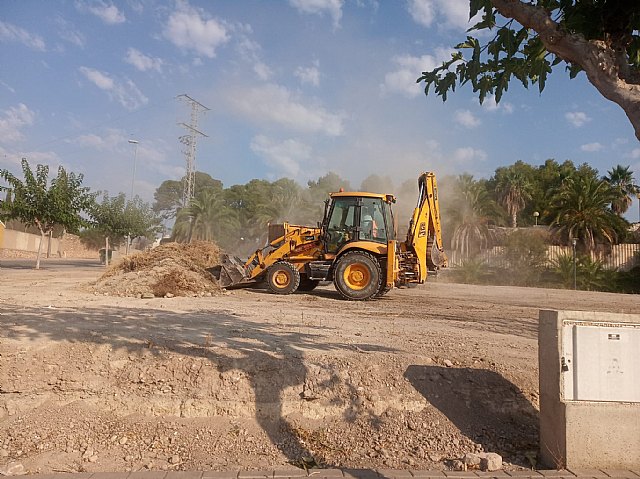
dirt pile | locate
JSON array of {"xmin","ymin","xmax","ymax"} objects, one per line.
[{"xmin": 92, "ymin": 241, "xmax": 224, "ymax": 298}]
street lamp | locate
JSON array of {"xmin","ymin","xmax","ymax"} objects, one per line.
[
  {"xmin": 572, "ymin": 238, "xmax": 577, "ymax": 290},
  {"xmin": 127, "ymin": 139, "xmax": 139, "ymax": 255},
  {"xmin": 533, "ymin": 211, "xmax": 539, "ymax": 226},
  {"xmin": 128, "ymin": 139, "xmax": 139, "ymax": 201}
]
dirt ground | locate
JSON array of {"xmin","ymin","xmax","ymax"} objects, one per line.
[{"xmin": 1, "ymin": 260, "xmax": 639, "ymax": 475}]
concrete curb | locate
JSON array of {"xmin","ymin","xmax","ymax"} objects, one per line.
[{"xmin": 21, "ymin": 469, "xmax": 640, "ymax": 479}]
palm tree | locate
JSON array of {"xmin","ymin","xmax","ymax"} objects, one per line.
[
  {"xmin": 172, "ymin": 189, "xmax": 238, "ymax": 245},
  {"xmin": 495, "ymin": 170, "xmax": 532, "ymax": 228},
  {"xmin": 447, "ymin": 174, "xmax": 497, "ymax": 259},
  {"xmin": 603, "ymin": 165, "xmax": 639, "ymax": 216},
  {"xmin": 549, "ymin": 175, "xmax": 628, "ymax": 252}
]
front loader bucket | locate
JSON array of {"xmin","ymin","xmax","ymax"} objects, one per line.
[{"xmin": 209, "ymin": 254, "xmax": 251, "ymax": 288}]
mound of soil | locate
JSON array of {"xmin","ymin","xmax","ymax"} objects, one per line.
[{"xmin": 92, "ymin": 241, "xmax": 224, "ymax": 298}]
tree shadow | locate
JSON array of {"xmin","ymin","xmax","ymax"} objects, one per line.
[
  {"xmin": 1, "ymin": 301, "xmax": 397, "ymax": 468},
  {"xmin": 404, "ymin": 365, "xmax": 538, "ymax": 465}
]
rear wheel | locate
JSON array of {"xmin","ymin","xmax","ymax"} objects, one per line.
[
  {"xmin": 267, "ymin": 261, "xmax": 300, "ymax": 294},
  {"xmin": 333, "ymin": 251, "xmax": 381, "ymax": 301},
  {"xmin": 298, "ymin": 276, "xmax": 320, "ymax": 292}
]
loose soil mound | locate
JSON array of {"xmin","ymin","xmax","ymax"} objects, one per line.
[{"xmin": 92, "ymin": 241, "xmax": 223, "ymax": 298}]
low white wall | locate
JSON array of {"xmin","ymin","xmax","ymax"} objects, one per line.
[{"xmin": 0, "ymin": 228, "xmax": 60, "ymax": 255}]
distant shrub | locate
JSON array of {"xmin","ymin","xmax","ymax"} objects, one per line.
[
  {"xmin": 454, "ymin": 256, "xmax": 486, "ymax": 284},
  {"xmin": 503, "ymin": 229, "xmax": 549, "ymax": 285}
]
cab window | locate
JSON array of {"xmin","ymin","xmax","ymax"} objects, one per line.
[
  {"xmin": 326, "ymin": 198, "xmax": 357, "ymax": 253},
  {"xmin": 359, "ymin": 198, "xmax": 388, "ymax": 243}
]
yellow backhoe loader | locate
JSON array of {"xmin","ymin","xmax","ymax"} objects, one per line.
[{"xmin": 211, "ymin": 172, "xmax": 447, "ymax": 300}]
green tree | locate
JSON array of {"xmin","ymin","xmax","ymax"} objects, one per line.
[
  {"xmin": 549, "ymin": 174, "xmax": 628, "ymax": 252},
  {"xmin": 360, "ymin": 174, "xmax": 394, "ymax": 194},
  {"xmin": 153, "ymin": 171, "xmax": 223, "ymax": 220},
  {"xmin": 502, "ymin": 228, "xmax": 549, "ymax": 285},
  {"xmin": 172, "ymin": 188, "xmax": 238, "ymax": 246},
  {"xmin": 152, "ymin": 179, "xmax": 182, "ymax": 220},
  {"xmin": 494, "ymin": 168, "xmax": 532, "ymax": 228},
  {"xmin": 603, "ymin": 165, "xmax": 639, "ymax": 215},
  {"xmin": 88, "ymin": 193, "xmax": 161, "ymax": 263},
  {"xmin": 0, "ymin": 159, "xmax": 95, "ymax": 269},
  {"xmin": 304, "ymin": 172, "xmax": 353, "ymax": 224},
  {"xmin": 418, "ymin": 1, "xmax": 640, "ymax": 140}
]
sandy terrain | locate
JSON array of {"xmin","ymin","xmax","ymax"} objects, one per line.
[{"xmin": 1, "ymin": 260, "xmax": 639, "ymax": 475}]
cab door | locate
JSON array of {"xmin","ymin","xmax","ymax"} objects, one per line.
[{"xmin": 324, "ymin": 197, "xmax": 358, "ymax": 253}]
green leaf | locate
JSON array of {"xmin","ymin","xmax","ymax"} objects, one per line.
[{"xmin": 469, "ymin": 0, "xmax": 491, "ymax": 20}]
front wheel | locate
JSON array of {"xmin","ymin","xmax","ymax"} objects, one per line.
[
  {"xmin": 266, "ymin": 261, "xmax": 300, "ymax": 294},
  {"xmin": 333, "ymin": 251, "xmax": 382, "ymax": 301}
]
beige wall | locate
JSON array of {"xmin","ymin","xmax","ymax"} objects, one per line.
[
  {"xmin": 539, "ymin": 310, "xmax": 640, "ymax": 469},
  {"xmin": 0, "ymin": 228, "xmax": 60, "ymax": 255}
]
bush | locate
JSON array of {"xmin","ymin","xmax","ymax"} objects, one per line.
[
  {"xmin": 503, "ymin": 229, "xmax": 549, "ymax": 285},
  {"xmin": 454, "ymin": 256, "xmax": 486, "ymax": 284}
]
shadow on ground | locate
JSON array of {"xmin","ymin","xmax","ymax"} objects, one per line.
[
  {"xmin": 1, "ymin": 302, "xmax": 397, "ymax": 468},
  {"xmin": 404, "ymin": 365, "xmax": 538, "ymax": 464}
]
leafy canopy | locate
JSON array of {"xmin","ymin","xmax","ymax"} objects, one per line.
[
  {"xmin": 418, "ymin": 1, "xmax": 640, "ymax": 137},
  {"xmin": 0, "ymin": 158, "xmax": 94, "ymax": 235},
  {"xmin": 89, "ymin": 192, "xmax": 161, "ymax": 245}
]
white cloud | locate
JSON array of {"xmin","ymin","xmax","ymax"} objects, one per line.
[
  {"xmin": 289, "ymin": 0, "xmax": 344, "ymax": 28},
  {"xmin": 80, "ymin": 66, "xmax": 114, "ymax": 90},
  {"xmin": 0, "ymin": 21, "xmax": 46, "ymax": 51},
  {"xmin": 76, "ymin": 1, "xmax": 125, "ymax": 24},
  {"xmin": 580, "ymin": 142, "xmax": 603, "ymax": 152},
  {"xmin": 231, "ymin": 84, "xmax": 344, "ymax": 136},
  {"xmin": 0, "ymin": 104, "xmax": 36, "ymax": 144},
  {"xmin": 454, "ymin": 109, "xmax": 481, "ymax": 128},
  {"xmin": 627, "ymin": 148, "xmax": 640, "ymax": 160},
  {"xmin": 253, "ymin": 63, "xmax": 273, "ymax": 81},
  {"xmin": 408, "ymin": 0, "xmax": 435, "ymax": 27},
  {"xmin": 482, "ymin": 95, "xmax": 514, "ymax": 113},
  {"xmin": 125, "ymin": 48, "xmax": 163, "ymax": 72},
  {"xmin": 79, "ymin": 67, "xmax": 148, "ymax": 110},
  {"xmin": 70, "ymin": 129, "xmax": 126, "ymax": 150},
  {"xmin": 408, "ymin": 0, "xmax": 473, "ymax": 30},
  {"xmin": 295, "ymin": 61, "xmax": 321, "ymax": 87},
  {"xmin": 565, "ymin": 111, "xmax": 590, "ymax": 128},
  {"xmin": 250, "ymin": 135, "xmax": 312, "ymax": 178},
  {"xmin": 59, "ymin": 29, "xmax": 85, "ymax": 49},
  {"xmin": 452, "ymin": 146, "xmax": 487, "ymax": 164},
  {"xmin": 382, "ymin": 50, "xmax": 452, "ymax": 97},
  {"xmin": 0, "ymin": 80, "xmax": 16, "ymax": 94},
  {"xmin": 164, "ymin": 1, "xmax": 229, "ymax": 58},
  {"xmin": 235, "ymin": 33, "xmax": 273, "ymax": 80}
]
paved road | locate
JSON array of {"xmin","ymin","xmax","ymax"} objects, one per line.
[
  {"xmin": 0, "ymin": 257, "xmax": 103, "ymax": 270},
  {"xmin": 9, "ymin": 469, "xmax": 640, "ymax": 479}
]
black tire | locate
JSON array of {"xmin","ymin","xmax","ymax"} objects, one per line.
[
  {"xmin": 266, "ymin": 261, "xmax": 300, "ymax": 295},
  {"xmin": 298, "ymin": 276, "xmax": 320, "ymax": 292},
  {"xmin": 375, "ymin": 258, "xmax": 391, "ymax": 297},
  {"xmin": 333, "ymin": 251, "xmax": 382, "ymax": 301},
  {"xmin": 376, "ymin": 284, "xmax": 392, "ymax": 297}
]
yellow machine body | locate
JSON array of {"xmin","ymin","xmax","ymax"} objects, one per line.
[{"xmin": 212, "ymin": 172, "xmax": 447, "ymax": 300}]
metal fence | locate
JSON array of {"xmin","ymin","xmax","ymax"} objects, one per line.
[{"xmin": 448, "ymin": 243, "xmax": 640, "ymax": 271}]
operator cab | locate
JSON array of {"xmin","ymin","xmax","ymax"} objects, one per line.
[{"xmin": 323, "ymin": 192, "xmax": 396, "ymax": 254}]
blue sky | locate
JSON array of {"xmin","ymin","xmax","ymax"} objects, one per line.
[{"xmin": 1, "ymin": 0, "xmax": 639, "ymax": 220}]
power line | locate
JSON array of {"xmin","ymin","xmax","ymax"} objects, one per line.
[{"xmin": 177, "ymin": 94, "xmax": 210, "ymax": 207}]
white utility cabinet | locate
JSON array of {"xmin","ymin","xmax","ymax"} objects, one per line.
[{"xmin": 561, "ymin": 320, "xmax": 640, "ymax": 402}]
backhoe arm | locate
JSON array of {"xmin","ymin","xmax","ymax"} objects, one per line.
[{"xmin": 405, "ymin": 172, "xmax": 448, "ymax": 282}]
